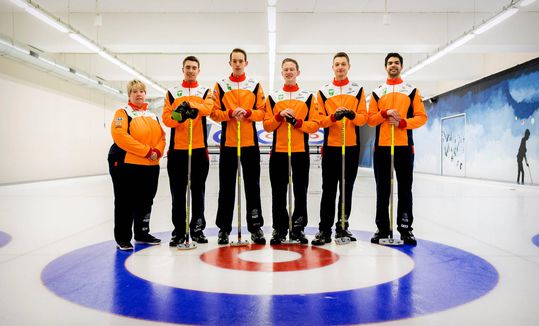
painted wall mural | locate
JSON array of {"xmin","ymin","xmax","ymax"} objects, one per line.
[{"xmin": 414, "ymin": 57, "xmax": 539, "ymax": 184}]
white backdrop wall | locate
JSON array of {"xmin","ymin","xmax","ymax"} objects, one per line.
[{"xmin": 0, "ymin": 57, "xmax": 124, "ymax": 184}]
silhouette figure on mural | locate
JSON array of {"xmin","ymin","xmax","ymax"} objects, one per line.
[{"xmin": 517, "ymin": 129, "xmax": 530, "ymax": 184}]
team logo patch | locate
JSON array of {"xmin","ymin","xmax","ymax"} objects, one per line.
[{"xmin": 177, "ymin": 90, "xmax": 183, "ymax": 97}]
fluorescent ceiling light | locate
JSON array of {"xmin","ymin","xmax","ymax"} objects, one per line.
[
  {"xmin": 69, "ymin": 33, "xmax": 101, "ymax": 52},
  {"xmin": 403, "ymin": 33, "xmax": 474, "ymax": 77},
  {"xmin": 473, "ymin": 7, "xmax": 519, "ymax": 34},
  {"xmin": 38, "ymin": 56, "xmax": 69, "ymax": 72},
  {"xmin": 10, "ymin": 0, "xmax": 69, "ymax": 33},
  {"xmin": 267, "ymin": 6, "xmax": 276, "ymax": 32},
  {"xmin": 519, "ymin": 0, "xmax": 536, "ymax": 7},
  {"xmin": 268, "ymin": 32, "xmax": 276, "ymax": 92}
]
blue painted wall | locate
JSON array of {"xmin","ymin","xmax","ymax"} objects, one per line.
[{"xmin": 413, "ymin": 57, "xmax": 539, "ymax": 183}]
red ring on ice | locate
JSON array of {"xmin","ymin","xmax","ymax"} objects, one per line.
[{"xmin": 200, "ymin": 244, "xmax": 339, "ymax": 272}]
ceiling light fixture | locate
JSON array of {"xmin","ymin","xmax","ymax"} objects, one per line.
[
  {"xmin": 403, "ymin": 4, "xmax": 520, "ymax": 78},
  {"xmin": 8, "ymin": 0, "xmax": 165, "ymax": 95}
]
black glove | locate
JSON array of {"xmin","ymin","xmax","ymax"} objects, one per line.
[
  {"xmin": 172, "ymin": 101, "xmax": 190, "ymax": 122},
  {"xmin": 285, "ymin": 116, "xmax": 297, "ymax": 126},
  {"xmin": 334, "ymin": 110, "xmax": 346, "ymax": 121},
  {"xmin": 186, "ymin": 108, "xmax": 199, "ymax": 119},
  {"xmin": 344, "ymin": 110, "xmax": 356, "ymax": 119}
]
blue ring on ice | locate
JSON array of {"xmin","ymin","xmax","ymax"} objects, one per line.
[
  {"xmin": 532, "ymin": 234, "xmax": 539, "ymax": 247},
  {"xmin": 0, "ymin": 231, "xmax": 11, "ymax": 248},
  {"xmin": 41, "ymin": 227, "xmax": 498, "ymax": 325}
]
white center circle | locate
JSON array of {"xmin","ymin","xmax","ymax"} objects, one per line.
[
  {"xmin": 125, "ymin": 236, "xmax": 415, "ymax": 295},
  {"xmin": 238, "ymin": 249, "xmax": 302, "ymax": 263}
]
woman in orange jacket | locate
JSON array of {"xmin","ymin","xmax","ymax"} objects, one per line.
[{"xmin": 108, "ymin": 80, "xmax": 166, "ymax": 250}]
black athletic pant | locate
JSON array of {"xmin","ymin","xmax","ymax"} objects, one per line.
[
  {"xmin": 373, "ymin": 146, "xmax": 414, "ymax": 235},
  {"xmin": 269, "ymin": 151, "xmax": 310, "ymax": 233},
  {"xmin": 319, "ymin": 146, "xmax": 360, "ymax": 233},
  {"xmin": 215, "ymin": 146, "xmax": 264, "ymax": 234},
  {"xmin": 108, "ymin": 161, "xmax": 160, "ymax": 243},
  {"xmin": 167, "ymin": 148, "xmax": 209, "ymax": 238}
]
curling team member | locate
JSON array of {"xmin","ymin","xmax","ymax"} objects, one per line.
[
  {"xmin": 162, "ymin": 56, "xmax": 213, "ymax": 246},
  {"xmin": 108, "ymin": 80, "xmax": 166, "ymax": 250},
  {"xmin": 312, "ymin": 52, "xmax": 368, "ymax": 246},
  {"xmin": 263, "ymin": 58, "xmax": 320, "ymax": 245},
  {"xmin": 368, "ymin": 52, "xmax": 428, "ymax": 245},
  {"xmin": 210, "ymin": 48, "xmax": 266, "ymax": 245}
]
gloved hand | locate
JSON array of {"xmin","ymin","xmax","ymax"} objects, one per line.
[
  {"xmin": 186, "ymin": 108, "xmax": 199, "ymax": 119},
  {"xmin": 285, "ymin": 116, "xmax": 297, "ymax": 126},
  {"xmin": 344, "ymin": 110, "xmax": 355, "ymax": 119},
  {"xmin": 172, "ymin": 101, "xmax": 190, "ymax": 122},
  {"xmin": 334, "ymin": 110, "xmax": 346, "ymax": 121}
]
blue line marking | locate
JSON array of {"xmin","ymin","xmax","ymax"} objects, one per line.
[{"xmin": 41, "ymin": 228, "xmax": 498, "ymax": 325}]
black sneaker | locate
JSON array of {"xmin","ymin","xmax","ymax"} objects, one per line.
[
  {"xmin": 400, "ymin": 230, "xmax": 417, "ymax": 245},
  {"xmin": 336, "ymin": 229, "xmax": 357, "ymax": 242},
  {"xmin": 251, "ymin": 229, "xmax": 266, "ymax": 245},
  {"xmin": 370, "ymin": 230, "xmax": 391, "ymax": 244},
  {"xmin": 116, "ymin": 242, "xmax": 133, "ymax": 251},
  {"xmin": 169, "ymin": 235, "xmax": 185, "ymax": 247},
  {"xmin": 290, "ymin": 230, "xmax": 308, "ymax": 244},
  {"xmin": 270, "ymin": 230, "xmax": 286, "ymax": 245},
  {"xmin": 311, "ymin": 230, "xmax": 332, "ymax": 246},
  {"xmin": 217, "ymin": 230, "xmax": 229, "ymax": 245},
  {"xmin": 191, "ymin": 232, "xmax": 208, "ymax": 244},
  {"xmin": 135, "ymin": 234, "xmax": 161, "ymax": 245}
]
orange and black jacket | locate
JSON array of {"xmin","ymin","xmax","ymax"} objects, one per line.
[
  {"xmin": 162, "ymin": 81, "xmax": 213, "ymax": 150},
  {"xmin": 210, "ymin": 73, "xmax": 265, "ymax": 148},
  {"xmin": 264, "ymin": 84, "xmax": 320, "ymax": 153},
  {"xmin": 368, "ymin": 78, "xmax": 428, "ymax": 147},
  {"xmin": 317, "ymin": 78, "xmax": 368, "ymax": 147},
  {"xmin": 110, "ymin": 103, "xmax": 166, "ymax": 166}
]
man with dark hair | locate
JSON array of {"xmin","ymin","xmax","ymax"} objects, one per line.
[
  {"xmin": 264, "ymin": 58, "xmax": 320, "ymax": 245},
  {"xmin": 517, "ymin": 129, "xmax": 531, "ymax": 184},
  {"xmin": 312, "ymin": 52, "xmax": 368, "ymax": 246},
  {"xmin": 368, "ymin": 52, "xmax": 428, "ymax": 245},
  {"xmin": 210, "ymin": 48, "xmax": 267, "ymax": 245},
  {"xmin": 162, "ymin": 56, "xmax": 213, "ymax": 246}
]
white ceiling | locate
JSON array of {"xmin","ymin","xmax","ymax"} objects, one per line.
[{"xmin": 1, "ymin": 0, "xmax": 538, "ymax": 99}]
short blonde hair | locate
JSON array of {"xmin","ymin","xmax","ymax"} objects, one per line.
[{"xmin": 127, "ymin": 80, "xmax": 146, "ymax": 95}]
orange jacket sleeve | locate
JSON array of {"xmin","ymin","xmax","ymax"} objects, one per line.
[
  {"xmin": 298, "ymin": 94, "xmax": 320, "ymax": 133},
  {"xmin": 317, "ymin": 91, "xmax": 334, "ymax": 128},
  {"xmin": 247, "ymin": 84, "xmax": 266, "ymax": 122},
  {"xmin": 210, "ymin": 83, "xmax": 232, "ymax": 122},
  {"xmin": 162, "ymin": 90, "xmax": 181, "ymax": 128},
  {"xmin": 263, "ymin": 95, "xmax": 282, "ymax": 132},
  {"xmin": 351, "ymin": 88, "xmax": 368, "ymax": 127},
  {"xmin": 367, "ymin": 93, "xmax": 385, "ymax": 127},
  {"xmin": 401, "ymin": 89, "xmax": 428, "ymax": 129}
]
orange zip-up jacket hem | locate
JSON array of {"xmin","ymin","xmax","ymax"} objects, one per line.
[
  {"xmin": 111, "ymin": 104, "xmax": 166, "ymax": 166},
  {"xmin": 162, "ymin": 81, "xmax": 213, "ymax": 150},
  {"xmin": 317, "ymin": 78, "xmax": 368, "ymax": 147},
  {"xmin": 368, "ymin": 78, "xmax": 428, "ymax": 147},
  {"xmin": 210, "ymin": 74, "xmax": 266, "ymax": 147},
  {"xmin": 264, "ymin": 85, "xmax": 320, "ymax": 153}
]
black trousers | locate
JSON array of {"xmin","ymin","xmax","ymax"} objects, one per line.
[
  {"xmin": 319, "ymin": 146, "xmax": 360, "ymax": 233},
  {"xmin": 269, "ymin": 152, "xmax": 310, "ymax": 233},
  {"xmin": 373, "ymin": 146, "xmax": 414, "ymax": 234},
  {"xmin": 167, "ymin": 148, "xmax": 209, "ymax": 238},
  {"xmin": 215, "ymin": 146, "xmax": 264, "ymax": 233},
  {"xmin": 108, "ymin": 161, "xmax": 160, "ymax": 243}
]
